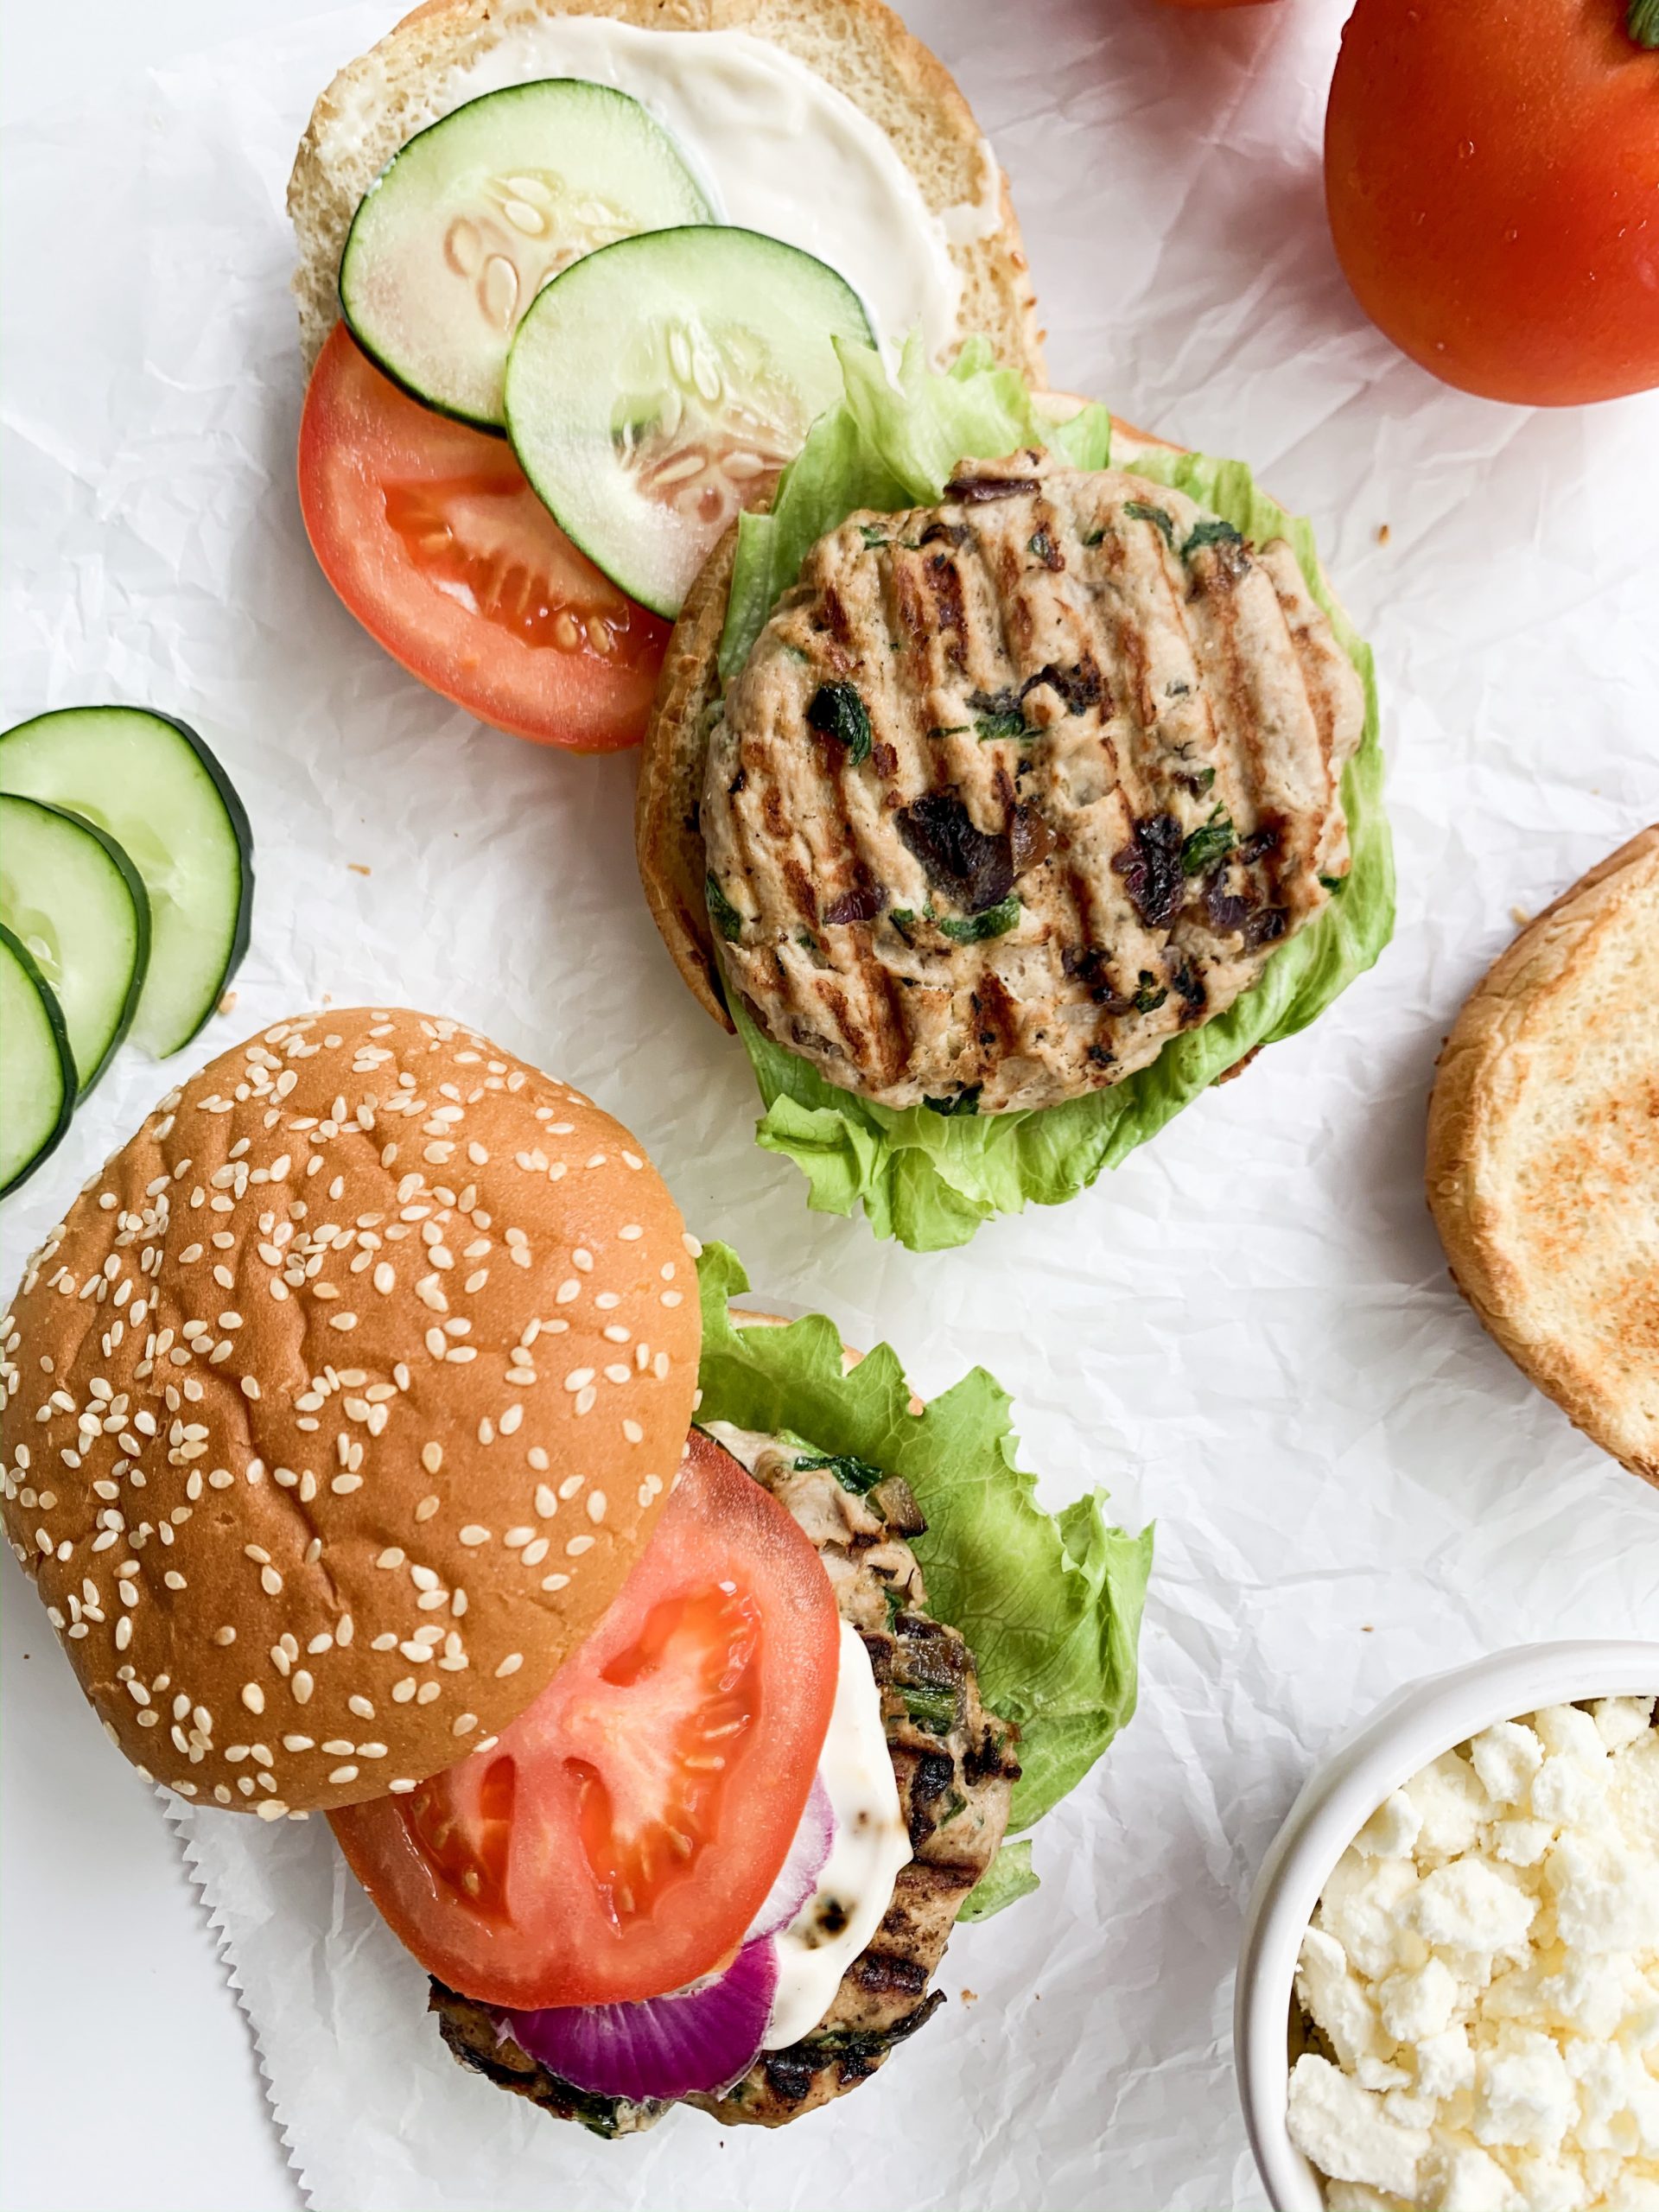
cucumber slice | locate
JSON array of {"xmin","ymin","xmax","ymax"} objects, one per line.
[
  {"xmin": 340, "ymin": 79, "xmax": 714, "ymax": 430},
  {"xmin": 0, "ymin": 708, "xmax": 252, "ymax": 1059},
  {"xmin": 504, "ymin": 226, "xmax": 874, "ymax": 619},
  {"xmin": 0, "ymin": 794, "xmax": 150, "ymax": 1096},
  {"xmin": 0, "ymin": 923, "xmax": 75, "ymax": 1196}
]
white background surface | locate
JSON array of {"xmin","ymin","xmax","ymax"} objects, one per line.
[{"xmin": 2, "ymin": 3, "xmax": 1656, "ymax": 2209}]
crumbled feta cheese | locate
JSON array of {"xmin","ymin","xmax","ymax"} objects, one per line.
[
  {"xmin": 1287, "ymin": 2055, "xmax": 1429, "ymax": 2197},
  {"xmin": 1287, "ymin": 1700, "xmax": 1659, "ymax": 2212},
  {"xmin": 1357, "ymin": 1789, "xmax": 1426, "ymax": 1859},
  {"xmin": 1474, "ymin": 2030, "xmax": 1576, "ymax": 2151},
  {"xmin": 1406, "ymin": 1749, "xmax": 1493, "ymax": 1861},
  {"xmin": 1421, "ymin": 2141, "xmax": 1518, "ymax": 2212},
  {"xmin": 1405, "ymin": 1858, "xmax": 1535, "ymax": 1960},
  {"xmin": 1469, "ymin": 1720, "xmax": 1545, "ymax": 1811},
  {"xmin": 1593, "ymin": 1697, "xmax": 1656, "ymax": 1753},
  {"xmin": 1379, "ymin": 1957, "xmax": 1459, "ymax": 2044}
]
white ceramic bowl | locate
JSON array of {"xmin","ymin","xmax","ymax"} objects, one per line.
[{"xmin": 1234, "ymin": 1639, "xmax": 1659, "ymax": 2212}]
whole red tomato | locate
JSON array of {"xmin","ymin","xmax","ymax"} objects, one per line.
[{"xmin": 1325, "ymin": 0, "xmax": 1659, "ymax": 405}]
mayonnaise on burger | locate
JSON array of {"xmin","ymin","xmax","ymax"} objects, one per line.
[{"xmin": 391, "ymin": 10, "xmax": 980, "ymax": 359}]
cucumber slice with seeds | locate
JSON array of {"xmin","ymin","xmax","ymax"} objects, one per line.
[
  {"xmin": 0, "ymin": 793, "xmax": 150, "ymax": 1096},
  {"xmin": 504, "ymin": 225, "xmax": 874, "ymax": 619},
  {"xmin": 0, "ymin": 708, "xmax": 251, "ymax": 1059},
  {"xmin": 0, "ymin": 923, "xmax": 75, "ymax": 1196},
  {"xmin": 340, "ymin": 79, "xmax": 714, "ymax": 429}
]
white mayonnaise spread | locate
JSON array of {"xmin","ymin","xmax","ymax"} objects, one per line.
[
  {"xmin": 702, "ymin": 1421, "xmax": 913, "ymax": 2048},
  {"xmin": 392, "ymin": 13, "xmax": 970, "ymax": 359},
  {"xmin": 764, "ymin": 1617, "xmax": 912, "ymax": 2050}
]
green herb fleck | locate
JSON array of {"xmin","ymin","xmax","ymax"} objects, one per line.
[
  {"xmin": 882, "ymin": 1583, "xmax": 908, "ymax": 1627},
  {"xmin": 859, "ymin": 524, "xmax": 888, "ymax": 549},
  {"xmin": 1630, "ymin": 0, "xmax": 1659, "ymax": 45},
  {"xmin": 705, "ymin": 873, "xmax": 744, "ymax": 943},
  {"xmin": 974, "ymin": 709, "xmax": 1031, "ymax": 743},
  {"xmin": 938, "ymin": 896, "xmax": 1020, "ymax": 944},
  {"xmin": 889, "ymin": 907, "xmax": 918, "ymax": 938},
  {"xmin": 1192, "ymin": 765, "xmax": 1217, "ymax": 793},
  {"xmin": 1179, "ymin": 804, "xmax": 1236, "ymax": 877},
  {"xmin": 1027, "ymin": 528, "xmax": 1056, "ymax": 563},
  {"xmin": 1319, "ymin": 874, "xmax": 1348, "ymax": 895},
  {"xmin": 927, "ymin": 724, "xmax": 972, "ymax": 741},
  {"xmin": 938, "ymin": 1789, "xmax": 968, "ymax": 1825},
  {"xmin": 1132, "ymin": 972, "xmax": 1167, "ymax": 1015},
  {"xmin": 902, "ymin": 1686, "xmax": 960, "ymax": 1734},
  {"xmin": 1125, "ymin": 500, "xmax": 1175, "ymax": 549},
  {"xmin": 1082, "ymin": 526, "xmax": 1106, "ymax": 547},
  {"xmin": 782, "ymin": 642, "xmax": 810, "ymax": 664},
  {"xmin": 793, "ymin": 1450, "xmax": 886, "ymax": 1496},
  {"xmin": 1182, "ymin": 518, "xmax": 1245, "ymax": 561},
  {"xmin": 796, "ymin": 928, "xmax": 821, "ymax": 952},
  {"xmin": 923, "ymin": 1085, "xmax": 982, "ymax": 1118},
  {"xmin": 806, "ymin": 682, "xmax": 872, "ymax": 766}
]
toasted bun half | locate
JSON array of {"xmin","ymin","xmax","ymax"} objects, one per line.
[
  {"xmin": 288, "ymin": 0, "xmax": 1045, "ymax": 382},
  {"xmin": 0, "ymin": 1008, "xmax": 702, "ymax": 1815},
  {"xmin": 1427, "ymin": 826, "xmax": 1659, "ymax": 1489},
  {"xmin": 634, "ymin": 404, "xmax": 1187, "ymax": 1027}
]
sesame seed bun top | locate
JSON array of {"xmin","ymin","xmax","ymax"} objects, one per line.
[{"xmin": 0, "ymin": 1008, "xmax": 702, "ymax": 1819}]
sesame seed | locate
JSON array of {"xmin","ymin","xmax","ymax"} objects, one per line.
[
  {"xmin": 566, "ymin": 1535, "xmax": 595, "ymax": 1557},
  {"xmin": 261, "ymin": 1567, "xmax": 283, "ymax": 1596},
  {"xmin": 348, "ymin": 1695, "xmax": 374, "ymax": 1719},
  {"xmin": 587, "ymin": 1491, "xmax": 607, "ymax": 1523},
  {"xmin": 329, "ymin": 1764, "xmax": 359, "ymax": 1785},
  {"xmin": 388, "ymin": 1779, "xmax": 416, "ymax": 1795},
  {"xmin": 572, "ymin": 1249, "xmax": 593, "ymax": 1274},
  {"xmin": 499, "ymin": 1404, "xmax": 523, "ymax": 1435},
  {"xmin": 556, "ymin": 1279, "xmax": 579, "ymax": 1304},
  {"xmin": 283, "ymin": 1735, "xmax": 314, "ymax": 1752},
  {"xmin": 619, "ymin": 1224, "xmax": 642, "ymax": 1242},
  {"xmin": 623, "ymin": 1420, "xmax": 643, "ymax": 1445},
  {"xmin": 564, "ymin": 1368, "xmax": 594, "ymax": 1392},
  {"xmin": 373, "ymin": 1264, "xmax": 394, "ymax": 1294},
  {"xmin": 575, "ymin": 1387, "xmax": 596, "ymax": 1416},
  {"xmin": 521, "ymin": 1537, "xmax": 550, "ymax": 1566},
  {"xmin": 661, "ymin": 1290, "xmax": 683, "ymax": 1308},
  {"xmin": 541, "ymin": 1573, "xmax": 570, "ymax": 1593},
  {"xmin": 292, "ymin": 1672, "xmax": 314, "ymax": 1705},
  {"xmin": 421, "ymin": 1442, "xmax": 442, "ymax": 1475},
  {"xmin": 416, "ymin": 1681, "xmax": 441, "ymax": 1705},
  {"xmin": 604, "ymin": 1364, "xmax": 630, "ymax": 1384},
  {"xmin": 535, "ymin": 1484, "xmax": 556, "ymax": 1516},
  {"xmin": 494, "ymin": 1654, "xmax": 523, "ymax": 1678},
  {"xmin": 459, "ymin": 1526, "xmax": 491, "ymax": 1547},
  {"xmin": 415, "ymin": 1495, "xmax": 440, "ymax": 1522},
  {"xmin": 377, "ymin": 1548, "xmax": 406, "ymax": 1569},
  {"xmin": 452, "ymin": 1714, "xmax": 477, "ymax": 1737},
  {"xmin": 242, "ymin": 1684, "xmax": 265, "ymax": 1713}
]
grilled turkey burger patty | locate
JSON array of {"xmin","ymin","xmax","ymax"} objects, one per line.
[
  {"xmin": 701, "ymin": 451, "xmax": 1363, "ymax": 1114},
  {"xmin": 433, "ymin": 1443, "xmax": 1019, "ymax": 2134}
]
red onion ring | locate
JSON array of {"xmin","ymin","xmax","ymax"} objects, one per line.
[
  {"xmin": 502, "ymin": 1939, "xmax": 779, "ymax": 2102},
  {"xmin": 745, "ymin": 1772, "xmax": 835, "ymax": 1942}
]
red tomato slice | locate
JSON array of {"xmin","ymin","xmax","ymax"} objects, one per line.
[
  {"xmin": 296, "ymin": 323, "xmax": 670, "ymax": 751},
  {"xmin": 329, "ymin": 1429, "xmax": 839, "ymax": 2010}
]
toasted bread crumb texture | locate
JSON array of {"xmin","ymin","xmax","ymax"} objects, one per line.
[
  {"xmin": 1427, "ymin": 826, "xmax": 1659, "ymax": 1486},
  {"xmin": 288, "ymin": 0, "xmax": 1043, "ymax": 380},
  {"xmin": 0, "ymin": 1007, "xmax": 702, "ymax": 1814}
]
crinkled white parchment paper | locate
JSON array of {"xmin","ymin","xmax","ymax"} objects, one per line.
[{"xmin": 3, "ymin": 2, "xmax": 1657, "ymax": 2206}]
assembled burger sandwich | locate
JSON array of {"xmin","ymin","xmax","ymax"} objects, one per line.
[{"xmin": 0, "ymin": 1007, "xmax": 1149, "ymax": 2134}]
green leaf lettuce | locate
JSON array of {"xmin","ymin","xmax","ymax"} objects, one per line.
[
  {"xmin": 695, "ymin": 1241, "xmax": 1153, "ymax": 1881},
  {"xmin": 712, "ymin": 340, "xmax": 1395, "ymax": 1251}
]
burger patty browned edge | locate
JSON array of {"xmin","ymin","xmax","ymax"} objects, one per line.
[{"xmin": 429, "ymin": 1451, "xmax": 1020, "ymax": 2134}]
